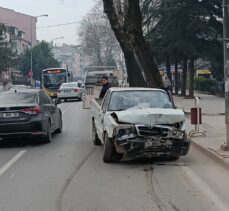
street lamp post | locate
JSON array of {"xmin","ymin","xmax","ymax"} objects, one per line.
[
  {"xmin": 221, "ymin": 0, "xmax": 229, "ymax": 150},
  {"xmin": 30, "ymin": 14, "xmax": 48, "ymax": 86}
]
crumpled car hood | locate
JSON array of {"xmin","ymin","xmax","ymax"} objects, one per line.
[{"xmin": 113, "ymin": 108, "xmax": 185, "ymax": 125}]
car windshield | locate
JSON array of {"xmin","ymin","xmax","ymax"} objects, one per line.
[
  {"xmin": 0, "ymin": 92, "xmax": 37, "ymax": 105},
  {"xmin": 108, "ymin": 90, "xmax": 173, "ymax": 111}
]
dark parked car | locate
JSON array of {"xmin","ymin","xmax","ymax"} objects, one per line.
[{"xmin": 0, "ymin": 89, "xmax": 62, "ymax": 142}]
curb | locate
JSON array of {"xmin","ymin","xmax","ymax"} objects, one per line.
[{"xmin": 191, "ymin": 139, "xmax": 229, "ymax": 172}]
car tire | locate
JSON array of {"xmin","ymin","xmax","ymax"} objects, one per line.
[
  {"xmin": 55, "ymin": 115, "xmax": 63, "ymax": 133},
  {"xmin": 169, "ymin": 156, "xmax": 180, "ymax": 161},
  {"xmin": 92, "ymin": 121, "xmax": 101, "ymax": 145},
  {"xmin": 103, "ymin": 133, "xmax": 122, "ymax": 163},
  {"xmin": 43, "ymin": 121, "xmax": 52, "ymax": 143}
]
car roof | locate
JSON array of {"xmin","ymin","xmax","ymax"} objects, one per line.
[
  {"xmin": 42, "ymin": 67, "xmax": 66, "ymax": 72},
  {"xmin": 61, "ymin": 82, "xmax": 78, "ymax": 85},
  {"xmin": 108, "ymin": 87, "xmax": 166, "ymax": 92}
]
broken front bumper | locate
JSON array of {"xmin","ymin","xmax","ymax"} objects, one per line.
[
  {"xmin": 114, "ymin": 124, "xmax": 190, "ymax": 159},
  {"xmin": 115, "ymin": 136, "xmax": 191, "ymax": 159}
]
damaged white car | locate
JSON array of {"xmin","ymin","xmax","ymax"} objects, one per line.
[{"xmin": 91, "ymin": 88, "xmax": 190, "ymax": 163}]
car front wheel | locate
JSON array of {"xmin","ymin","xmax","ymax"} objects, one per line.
[
  {"xmin": 103, "ymin": 133, "xmax": 122, "ymax": 163},
  {"xmin": 92, "ymin": 121, "xmax": 101, "ymax": 145}
]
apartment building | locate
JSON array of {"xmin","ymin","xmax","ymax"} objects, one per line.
[{"xmin": 0, "ymin": 7, "xmax": 37, "ymax": 45}]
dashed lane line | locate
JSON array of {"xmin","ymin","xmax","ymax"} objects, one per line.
[{"xmin": 0, "ymin": 150, "xmax": 27, "ymax": 177}]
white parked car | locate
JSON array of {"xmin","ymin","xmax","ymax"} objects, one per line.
[{"xmin": 57, "ymin": 82, "xmax": 83, "ymax": 102}]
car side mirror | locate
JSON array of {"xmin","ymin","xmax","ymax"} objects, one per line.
[{"xmin": 54, "ymin": 99, "xmax": 61, "ymax": 106}]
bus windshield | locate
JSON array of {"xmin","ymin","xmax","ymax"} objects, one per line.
[{"xmin": 43, "ymin": 69, "xmax": 67, "ymax": 89}]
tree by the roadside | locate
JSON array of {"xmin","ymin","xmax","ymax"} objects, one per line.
[
  {"xmin": 142, "ymin": 0, "xmax": 223, "ymax": 96},
  {"xmin": 102, "ymin": 0, "xmax": 162, "ymax": 87},
  {"xmin": 0, "ymin": 24, "xmax": 12, "ymax": 73},
  {"xmin": 79, "ymin": 1, "xmax": 122, "ymax": 67},
  {"xmin": 18, "ymin": 41, "xmax": 60, "ymax": 80}
]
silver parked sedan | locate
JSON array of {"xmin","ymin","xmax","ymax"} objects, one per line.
[{"xmin": 57, "ymin": 82, "xmax": 83, "ymax": 102}]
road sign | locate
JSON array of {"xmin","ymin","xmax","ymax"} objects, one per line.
[{"xmin": 28, "ymin": 70, "xmax": 33, "ymax": 77}]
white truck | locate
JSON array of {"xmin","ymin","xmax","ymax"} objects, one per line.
[
  {"xmin": 83, "ymin": 67, "xmax": 120, "ymax": 109},
  {"xmin": 91, "ymin": 87, "xmax": 190, "ymax": 163}
]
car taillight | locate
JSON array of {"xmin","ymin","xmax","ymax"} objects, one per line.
[
  {"xmin": 74, "ymin": 88, "xmax": 80, "ymax": 92},
  {"xmin": 21, "ymin": 107, "xmax": 41, "ymax": 115}
]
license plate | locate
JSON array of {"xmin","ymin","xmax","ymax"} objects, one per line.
[
  {"xmin": 0, "ymin": 112, "xmax": 20, "ymax": 118},
  {"xmin": 145, "ymin": 140, "xmax": 159, "ymax": 148}
]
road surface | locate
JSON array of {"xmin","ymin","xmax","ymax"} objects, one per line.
[{"xmin": 0, "ymin": 101, "xmax": 228, "ymax": 211}]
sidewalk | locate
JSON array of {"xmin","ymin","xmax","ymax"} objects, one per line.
[{"xmin": 173, "ymin": 93, "xmax": 229, "ymax": 166}]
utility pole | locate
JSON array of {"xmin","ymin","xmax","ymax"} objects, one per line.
[
  {"xmin": 221, "ymin": 0, "xmax": 229, "ymax": 150},
  {"xmin": 30, "ymin": 14, "xmax": 48, "ymax": 87}
]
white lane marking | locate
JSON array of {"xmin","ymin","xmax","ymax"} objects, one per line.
[
  {"xmin": 181, "ymin": 166, "xmax": 228, "ymax": 211},
  {"xmin": 0, "ymin": 150, "xmax": 27, "ymax": 177}
]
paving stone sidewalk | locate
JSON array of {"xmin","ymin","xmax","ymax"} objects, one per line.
[{"xmin": 173, "ymin": 93, "xmax": 229, "ymax": 166}]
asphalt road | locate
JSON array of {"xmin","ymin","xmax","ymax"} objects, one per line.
[{"xmin": 0, "ymin": 101, "xmax": 229, "ymax": 211}]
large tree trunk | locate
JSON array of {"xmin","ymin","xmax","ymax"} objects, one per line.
[
  {"xmin": 102, "ymin": 0, "xmax": 162, "ymax": 87},
  {"xmin": 174, "ymin": 58, "xmax": 179, "ymax": 95},
  {"xmin": 181, "ymin": 57, "xmax": 188, "ymax": 96},
  {"xmin": 188, "ymin": 58, "xmax": 195, "ymax": 98},
  {"xmin": 166, "ymin": 56, "xmax": 172, "ymax": 91},
  {"xmin": 125, "ymin": 52, "xmax": 147, "ymax": 87}
]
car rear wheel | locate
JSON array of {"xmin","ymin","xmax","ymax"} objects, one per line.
[
  {"xmin": 43, "ymin": 122, "xmax": 52, "ymax": 143},
  {"xmin": 169, "ymin": 156, "xmax": 180, "ymax": 161},
  {"xmin": 92, "ymin": 121, "xmax": 101, "ymax": 145},
  {"xmin": 56, "ymin": 116, "xmax": 63, "ymax": 133}
]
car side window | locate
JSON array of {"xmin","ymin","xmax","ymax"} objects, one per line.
[{"xmin": 102, "ymin": 91, "xmax": 110, "ymax": 112}]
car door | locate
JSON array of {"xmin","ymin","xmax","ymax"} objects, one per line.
[{"xmin": 96, "ymin": 91, "xmax": 111, "ymax": 141}]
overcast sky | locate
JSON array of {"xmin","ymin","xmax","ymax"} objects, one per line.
[{"xmin": 0, "ymin": 0, "xmax": 96, "ymax": 45}]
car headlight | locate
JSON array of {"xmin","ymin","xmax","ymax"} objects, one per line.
[
  {"xmin": 171, "ymin": 129, "xmax": 185, "ymax": 139},
  {"xmin": 117, "ymin": 127, "xmax": 136, "ymax": 139}
]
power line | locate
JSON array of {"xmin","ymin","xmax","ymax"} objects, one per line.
[{"xmin": 37, "ymin": 21, "xmax": 80, "ymax": 29}]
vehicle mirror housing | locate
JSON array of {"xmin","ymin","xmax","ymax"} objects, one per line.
[{"xmin": 54, "ymin": 99, "xmax": 61, "ymax": 106}]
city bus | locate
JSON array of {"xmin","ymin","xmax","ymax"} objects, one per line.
[{"xmin": 41, "ymin": 67, "xmax": 73, "ymax": 98}]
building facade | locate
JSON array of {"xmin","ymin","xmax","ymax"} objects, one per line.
[
  {"xmin": 0, "ymin": 7, "xmax": 37, "ymax": 45},
  {"xmin": 52, "ymin": 44, "xmax": 91, "ymax": 77}
]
